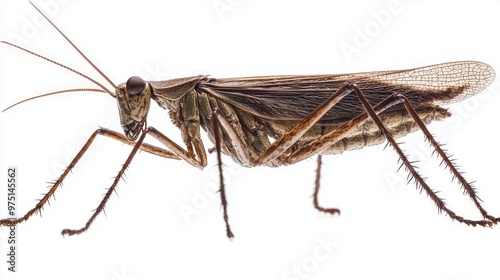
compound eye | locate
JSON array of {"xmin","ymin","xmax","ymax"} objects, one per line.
[{"xmin": 126, "ymin": 76, "xmax": 146, "ymax": 96}]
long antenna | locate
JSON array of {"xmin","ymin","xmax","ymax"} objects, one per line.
[
  {"xmin": 1, "ymin": 89, "xmax": 107, "ymax": 113},
  {"xmin": 1, "ymin": 41, "xmax": 114, "ymax": 98},
  {"xmin": 2, "ymin": 2, "xmax": 125, "ymax": 111},
  {"xmin": 29, "ymin": 1, "xmax": 119, "ymax": 91}
]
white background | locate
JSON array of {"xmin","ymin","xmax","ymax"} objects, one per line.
[{"xmin": 1, "ymin": 1, "xmax": 500, "ymax": 279}]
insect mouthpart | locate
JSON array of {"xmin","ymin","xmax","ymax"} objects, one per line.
[
  {"xmin": 116, "ymin": 76, "xmax": 152, "ymax": 141},
  {"xmin": 122, "ymin": 122, "xmax": 145, "ymax": 140}
]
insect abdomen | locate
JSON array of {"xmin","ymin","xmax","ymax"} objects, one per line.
[{"xmin": 320, "ymin": 107, "xmax": 450, "ymax": 154}]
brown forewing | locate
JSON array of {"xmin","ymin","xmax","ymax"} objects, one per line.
[{"xmin": 196, "ymin": 61, "xmax": 494, "ymax": 122}]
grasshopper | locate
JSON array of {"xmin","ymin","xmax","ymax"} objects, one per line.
[{"xmin": 1, "ymin": 2, "xmax": 498, "ymax": 238}]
